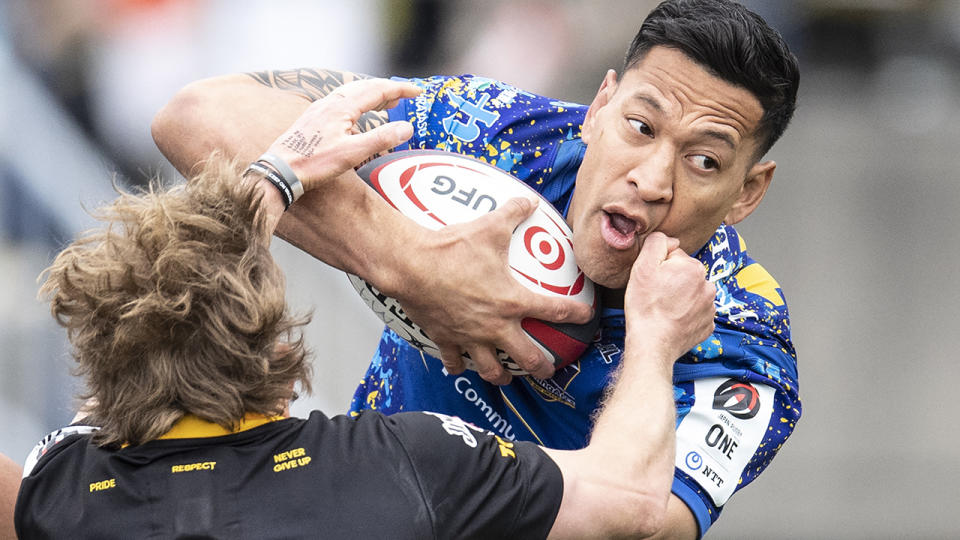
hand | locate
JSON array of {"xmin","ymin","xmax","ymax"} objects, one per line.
[
  {"xmin": 396, "ymin": 197, "xmax": 595, "ymax": 385},
  {"xmin": 266, "ymin": 78, "xmax": 422, "ymax": 190},
  {"xmin": 623, "ymin": 232, "xmax": 716, "ymax": 363}
]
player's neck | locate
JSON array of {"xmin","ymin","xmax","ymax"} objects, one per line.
[{"xmin": 599, "ymin": 286, "xmax": 625, "ymax": 309}]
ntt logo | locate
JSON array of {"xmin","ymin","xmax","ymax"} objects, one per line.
[{"xmin": 454, "ymin": 377, "xmax": 516, "ymax": 440}]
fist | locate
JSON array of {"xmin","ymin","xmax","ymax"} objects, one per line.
[{"xmin": 623, "ymin": 232, "xmax": 716, "ymax": 361}]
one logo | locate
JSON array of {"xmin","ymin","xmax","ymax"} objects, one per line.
[
  {"xmin": 685, "ymin": 451, "xmax": 703, "ymax": 471},
  {"xmin": 712, "ymin": 379, "xmax": 761, "ymax": 419}
]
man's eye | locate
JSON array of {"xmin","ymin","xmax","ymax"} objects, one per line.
[
  {"xmin": 691, "ymin": 155, "xmax": 719, "ymax": 171},
  {"xmin": 628, "ymin": 118, "xmax": 653, "ymax": 137}
]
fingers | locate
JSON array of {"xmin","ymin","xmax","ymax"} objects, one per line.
[
  {"xmin": 438, "ymin": 344, "xmax": 466, "ymax": 376},
  {"xmin": 688, "ymin": 280, "xmax": 717, "ymax": 347},
  {"xmin": 265, "ymin": 79, "xmax": 421, "ymax": 191},
  {"xmin": 462, "ymin": 195, "xmax": 539, "ymax": 251},
  {"xmin": 522, "ymin": 293, "xmax": 594, "ymax": 326},
  {"xmin": 488, "ymin": 196, "xmax": 539, "ymax": 230},
  {"xmin": 331, "ymin": 78, "xmax": 422, "ymax": 117},
  {"xmin": 501, "ymin": 335, "xmax": 555, "ymax": 380},
  {"xmin": 341, "ymin": 121, "xmax": 413, "ymax": 166},
  {"xmin": 624, "ymin": 229, "xmax": 718, "ymax": 360},
  {"xmin": 472, "ymin": 332, "xmax": 554, "ymax": 383},
  {"xmin": 467, "ymin": 346, "xmax": 512, "ymax": 386},
  {"xmin": 636, "ymin": 231, "xmax": 672, "ymax": 264},
  {"xmin": 665, "ymin": 246, "xmax": 687, "ymax": 262},
  {"xmin": 436, "ymin": 320, "xmax": 555, "ymax": 383},
  {"xmin": 440, "ymin": 343, "xmax": 514, "ymax": 385},
  {"xmin": 664, "ymin": 236, "xmax": 681, "ymax": 254}
]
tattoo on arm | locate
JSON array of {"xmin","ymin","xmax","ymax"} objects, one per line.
[
  {"xmin": 245, "ymin": 68, "xmax": 389, "ymax": 133},
  {"xmin": 357, "ymin": 111, "xmax": 384, "ymax": 133},
  {"xmin": 245, "ymin": 68, "xmax": 371, "ymax": 101}
]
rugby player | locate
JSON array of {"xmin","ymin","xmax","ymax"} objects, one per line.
[{"xmin": 152, "ymin": 0, "xmax": 801, "ymax": 536}]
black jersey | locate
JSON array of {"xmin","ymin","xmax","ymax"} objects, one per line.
[{"xmin": 16, "ymin": 410, "xmax": 563, "ymax": 539}]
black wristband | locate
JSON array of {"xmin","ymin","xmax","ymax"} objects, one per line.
[
  {"xmin": 244, "ymin": 161, "xmax": 294, "ymax": 209},
  {"xmin": 257, "ymin": 152, "xmax": 305, "ymax": 203}
]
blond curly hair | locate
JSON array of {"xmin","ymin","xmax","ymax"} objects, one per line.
[{"xmin": 40, "ymin": 156, "xmax": 312, "ymax": 446}]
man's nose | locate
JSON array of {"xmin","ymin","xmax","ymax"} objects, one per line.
[{"xmin": 627, "ymin": 143, "xmax": 674, "ymax": 203}]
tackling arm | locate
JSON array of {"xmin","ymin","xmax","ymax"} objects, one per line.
[
  {"xmin": 544, "ymin": 234, "xmax": 716, "ymax": 539},
  {"xmin": 152, "ymin": 68, "xmax": 389, "ymax": 259},
  {"xmin": 153, "ymin": 68, "xmax": 382, "ymax": 177}
]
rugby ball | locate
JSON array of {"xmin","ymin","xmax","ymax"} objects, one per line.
[{"xmin": 348, "ymin": 149, "xmax": 599, "ymax": 375}]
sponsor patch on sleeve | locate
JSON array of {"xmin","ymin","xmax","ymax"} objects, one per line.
[{"xmin": 674, "ymin": 377, "xmax": 774, "ymax": 506}]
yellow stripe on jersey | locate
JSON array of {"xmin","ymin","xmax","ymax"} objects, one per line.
[
  {"xmin": 499, "ymin": 390, "xmax": 545, "ymax": 446},
  {"xmin": 157, "ymin": 413, "xmax": 285, "ymax": 440},
  {"xmin": 734, "ymin": 263, "xmax": 784, "ymax": 306}
]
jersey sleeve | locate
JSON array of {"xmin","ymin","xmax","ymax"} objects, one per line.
[
  {"xmin": 381, "ymin": 411, "xmax": 563, "ymax": 539},
  {"xmin": 670, "ymin": 331, "xmax": 800, "ymax": 537},
  {"xmin": 669, "ymin": 225, "xmax": 801, "ymax": 536},
  {"xmin": 21, "ymin": 425, "xmax": 99, "ymax": 478}
]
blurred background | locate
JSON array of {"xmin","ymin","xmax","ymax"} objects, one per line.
[{"xmin": 2, "ymin": 0, "xmax": 958, "ymax": 538}]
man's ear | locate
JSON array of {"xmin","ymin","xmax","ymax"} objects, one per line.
[
  {"xmin": 582, "ymin": 69, "xmax": 618, "ymax": 145},
  {"xmin": 725, "ymin": 160, "xmax": 776, "ymax": 225}
]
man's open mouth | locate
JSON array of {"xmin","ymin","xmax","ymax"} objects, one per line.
[
  {"xmin": 608, "ymin": 212, "xmax": 636, "ymax": 236},
  {"xmin": 601, "ymin": 211, "xmax": 639, "ymax": 251}
]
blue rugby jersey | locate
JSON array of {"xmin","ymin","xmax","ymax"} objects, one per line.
[{"xmin": 348, "ymin": 75, "xmax": 801, "ymax": 536}]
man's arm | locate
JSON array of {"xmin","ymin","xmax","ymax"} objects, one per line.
[
  {"xmin": 652, "ymin": 497, "xmax": 700, "ymax": 540},
  {"xmin": 154, "ymin": 68, "xmax": 419, "ymax": 287},
  {"xmin": 152, "ymin": 68, "xmax": 381, "ymax": 180},
  {"xmin": 152, "ymin": 70, "xmax": 593, "ymax": 384},
  {"xmin": 0, "ymin": 453, "xmax": 21, "ymax": 540},
  {"xmin": 544, "ymin": 233, "xmax": 716, "ymax": 539}
]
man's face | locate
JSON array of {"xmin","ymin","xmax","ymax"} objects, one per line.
[{"xmin": 569, "ymin": 46, "xmax": 775, "ymax": 288}]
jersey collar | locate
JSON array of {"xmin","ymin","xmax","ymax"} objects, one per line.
[{"xmin": 156, "ymin": 413, "xmax": 285, "ymax": 440}]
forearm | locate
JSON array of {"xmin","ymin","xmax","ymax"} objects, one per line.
[
  {"xmin": 151, "ymin": 68, "xmax": 377, "ymax": 177},
  {"xmin": 591, "ymin": 339, "xmax": 677, "ymax": 495},
  {"xmin": 152, "ymin": 74, "xmax": 307, "ymax": 178},
  {"xmin": 545, "ymin": 346, "xmax": 676, "ymax": 539},
  {"xmin": 272, "ymin": 172, "xmax": 426, "ymax": 291},
  {"xmin": 152, "ymin": 69, "xmax": 408, "ymax": 286},
  {"xmin": 546, "ymin": 234, "xmax": 715, "ymax": 539}
]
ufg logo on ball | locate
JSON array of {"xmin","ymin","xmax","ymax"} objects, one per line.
[{"xmin": 348, "ymin": 150, "xmax": 599, "ymax": 375}]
